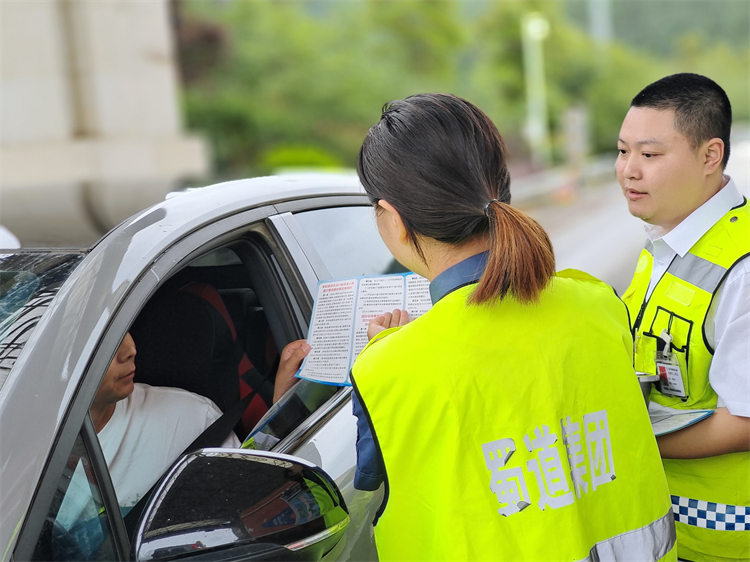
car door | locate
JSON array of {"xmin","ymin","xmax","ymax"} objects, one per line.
[
  {"xmin": 11, "ymin": 205, "xmax": 288, "ymax": 561},
  {"xmin": 267, "ymin": 200, "xmax": 409, "ymax": 561},
  {"xmin": 12, "ymin": 191, "xmax": 399, "ymax": 562}
]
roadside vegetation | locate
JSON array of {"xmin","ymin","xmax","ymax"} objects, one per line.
[{"xmin": 172, "ymin": 0, "xmax": 750, "ymax": 180}]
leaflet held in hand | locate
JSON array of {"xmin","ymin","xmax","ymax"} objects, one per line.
[
  {"xmin": 648, "ymin": 402, "xmax": 714, "ymax": 436},
  {"xmin": 297, "ymin": 272, "xmax": 431, "ymax": 385}
]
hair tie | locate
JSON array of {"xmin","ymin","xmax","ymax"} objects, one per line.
[{"xmin": 484, "ymin": 199, "xmax": 501, "ymax": 216}]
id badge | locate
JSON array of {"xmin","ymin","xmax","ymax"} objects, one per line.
[{"xmin": 655, "ymin": 351, "xmax": 686, "ymax": 398}]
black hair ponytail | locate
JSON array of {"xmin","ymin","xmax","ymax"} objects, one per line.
[
  {"xmin": 471, "ymin": 201, "xmax": 555, "ymax": 304},
  {"xmin": 358, "ymin": 93, "xmax": 556, "ymax": 305}
]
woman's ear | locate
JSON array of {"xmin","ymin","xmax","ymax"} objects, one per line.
[{"xmin": 378, "ymin": 200, "xmax": 410, "ymax": 245}]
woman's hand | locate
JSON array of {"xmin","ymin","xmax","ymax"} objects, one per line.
[
  {"xmin": 273, "ymin": 339, "xmax": 311, "ymax": 403},
  {"xmin": 367, "ymin": 309, "xmax": 410, "ymax": 341}
]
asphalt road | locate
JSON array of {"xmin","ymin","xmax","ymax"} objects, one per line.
[
  {"xmin": 523, "ymin": 139, "xmax": 750, "ymax": 296},
  {"xmin": 525, "ymin": 183, "xmax": 644, "ymax": 296}
]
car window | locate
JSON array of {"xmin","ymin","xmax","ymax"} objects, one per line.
[
  {"xmin": 245, "ymin": 377, "xmax": 339, "ymax": 451},
  {"xmin": 293, "ymin": 206, "xmax": 407, "ymax": 278},
  {"xmin": 54, "ymin": 227, "xmax": 347, "ymax": 545},
  {"xmin": 0, "ymin": 252, "xmax": 85, "ymax": 390},
  {"xmin": 31, "ymin": 432, "xmax": 117, "ymax": 562},
  {"xmin": 84, "ymin": 235, "xmax": 326, "ymax": 520}
]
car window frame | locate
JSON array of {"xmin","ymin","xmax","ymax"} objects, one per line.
[
  {"xmin": 23, "ymin": 416, "xmax": 126, "ymax": 562},
  {"xmin": 267, "ymin": 213, "xmax": 330, "ymax": 300},
  {"xmin": 232, "ymin": 232, "xmax": 308, "ymax": 345},
  {"xmin": 13, "ymin": 275, "xmax": 157, "ymax": 562},
  {"xmin": 265, "ymin": 196, "xmax": 389, "ymax": 456},
  {"xmin": 271, "ymin": 195, "xmax": 372, "ymax": 283},
  {"xmin": 15, "ymin": 205, "xmax": 278, "ymax": 561}
]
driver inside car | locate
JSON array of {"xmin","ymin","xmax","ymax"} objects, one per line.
[{"xmin": 58, "ymin": 331, "xmax": 310, "ymax": 527}]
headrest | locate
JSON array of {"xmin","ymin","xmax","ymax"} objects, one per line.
[{"xmin": 130, "ymin": 286, "xmax": 233, "ymax": 408}]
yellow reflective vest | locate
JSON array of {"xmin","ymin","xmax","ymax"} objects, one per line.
[
  {"xmin": 622, "ymin": 200, "xmax": 750, "ymax": 562},
  {"xmin": 352, "ymin": 270, "xmax": 676, "ymax": 561}
]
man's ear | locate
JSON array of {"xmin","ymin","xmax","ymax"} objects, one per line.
[
  {"xmin": 703, "ymin": 138, "xmax": 725, "ymax": 175},
  {"xmin": 378, "ymin": 200, "xmax": 410, "ymax": 245}
]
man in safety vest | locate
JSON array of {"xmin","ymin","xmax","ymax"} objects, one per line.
[{"xmin": 618, "ymin": 73, "xmax": 749, "ymax": 561}]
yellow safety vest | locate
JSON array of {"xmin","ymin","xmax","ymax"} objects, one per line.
[
  {"xmin": 353, "ymin": 270, "xmax": 676, "ymax": 562},
  {"xmin": 622, "ymin": 200, "xmax": 750, "ymax": 562}
]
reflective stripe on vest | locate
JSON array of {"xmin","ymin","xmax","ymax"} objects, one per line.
[
  {"xmin": 671, "ymin": 495, "xmax": 750, "ymax": 531},
  {"xmin": 354, "ymin": 271, "xmax": 676, "ymax": 562},
  {"xmin": 667, "ymin": 253, "xmax": 727, "ymax": 294},
  {"xmin": 644, "ymin": 243, "xmax": 728, "ymax": 295},
  {"xmin": 577, "ymin": 510, "xmax": 676, "ymax": 562}
]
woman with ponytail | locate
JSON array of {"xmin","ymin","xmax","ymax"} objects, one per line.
[{"xmin": 350, "ymin": 94, "xmax": 675, "ymax": 561}]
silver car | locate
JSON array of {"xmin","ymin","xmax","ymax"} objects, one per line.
[{"xmin": 1, "ymin": 174, "xmax": 395, "ymax": 561}]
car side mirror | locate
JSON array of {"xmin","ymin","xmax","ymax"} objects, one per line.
[{"xmin": 133, "ymin": 449, "xmax": 349, "ymax": 561}]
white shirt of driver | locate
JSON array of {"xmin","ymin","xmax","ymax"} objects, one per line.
[
  {"xmin": 644, "ymin": 177, "xmax": 749, "ymax": 417},
  {"xmin": 99, "ymin": 383, "xmax": 241, "ymax": 510},
  {"xmin": 56, "ymin": 383, "xmax": 241, "ymax": 530}
]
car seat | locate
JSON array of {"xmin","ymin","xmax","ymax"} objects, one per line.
[{"xmin": 129, "ymin": 282, "xmax": 274, "ymax": 436}]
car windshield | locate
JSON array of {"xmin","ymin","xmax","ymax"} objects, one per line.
[{"xmin": 0, "ymin": 251, "xmax": 86, "ymax": 390}]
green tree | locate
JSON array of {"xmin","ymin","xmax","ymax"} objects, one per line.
[{"xmin": 176, "ymin": 0, "xmax": 746, "ymax": 179}]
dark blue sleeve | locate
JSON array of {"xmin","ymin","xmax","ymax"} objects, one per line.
[{"xmin": 352, "ymin": 392, "xmax": 384, "ymax": 491}]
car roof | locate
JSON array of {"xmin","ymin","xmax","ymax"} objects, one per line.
[
  {"xmin": 86, "ymin": 172, "xmax": 367, "ymax": 285},
  {"xmin": 109, "ymin": 172, "xmax": 365, "ymax": 246}
]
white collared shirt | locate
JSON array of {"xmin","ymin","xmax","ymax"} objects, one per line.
[{"xmin": 644, "ymin": 178, "xmax": 749, "ymax": 417}]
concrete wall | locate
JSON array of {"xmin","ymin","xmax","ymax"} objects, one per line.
[{"xmin": 1, "ymin": 0, "xmax": 208, "ymax": 247}]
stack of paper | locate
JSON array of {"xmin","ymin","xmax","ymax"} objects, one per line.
[{"xmin": 297, "ymin": 272, "xmax": 431, "ymax": 385}]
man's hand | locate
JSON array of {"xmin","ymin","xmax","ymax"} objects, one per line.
[
  {"xmin": 657, "ymin": 407, "xmax": 750, "ymax": 459},
  {"xmin": 368, "ymin": 309, "xmax": 410, "ymax": 341},
  {"xmin": 273, "ymin": 339, "xmax": 311, "ymax": 403}
]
